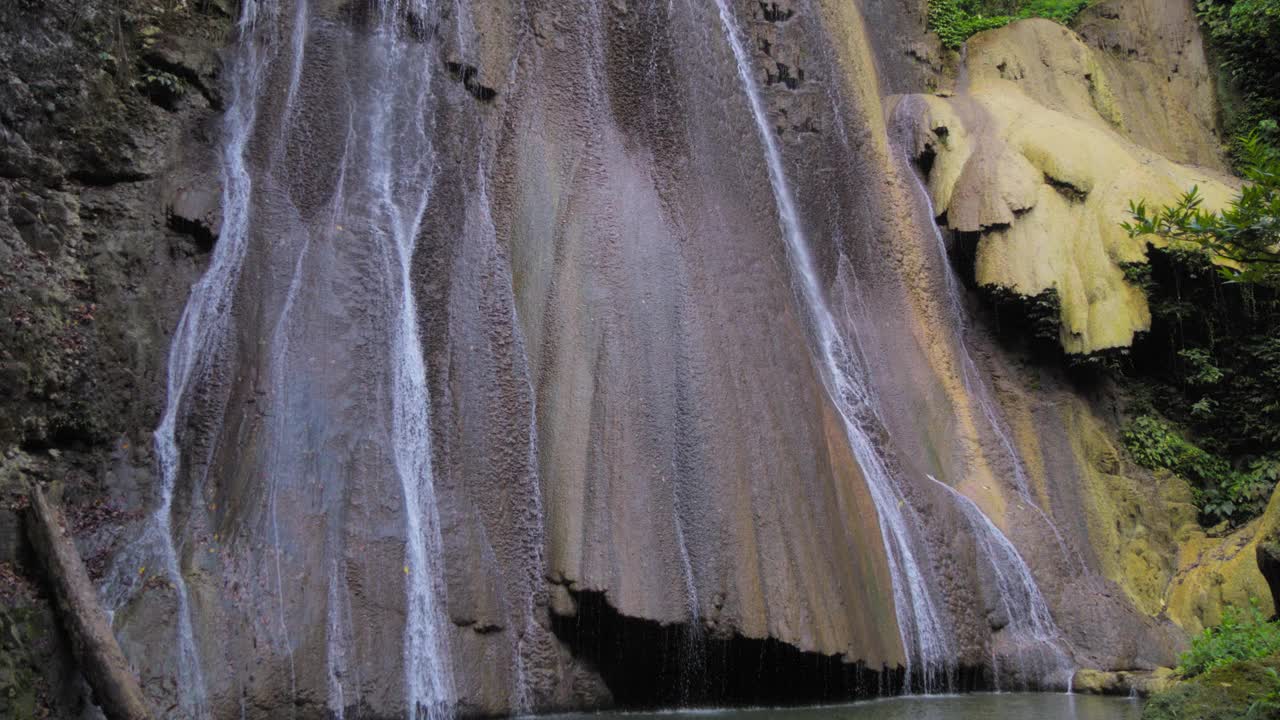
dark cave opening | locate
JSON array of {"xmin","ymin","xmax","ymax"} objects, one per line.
[{"xmin": 551, "ymin": 589, "xmax": 985, "ymax": 710}]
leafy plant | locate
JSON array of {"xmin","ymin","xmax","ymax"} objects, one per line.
[
  {"xmin": 1180, "ymin": 348, "xmax": 1226, "ymax": 386},
  {"xmin": 1247, "ymin": 667, "xmax": 1280, "ymax": 719},
  {"xmin": 1116, "ymin": 134, "xmax": 1280, "ymax": 526},
  {"xmin": 1180, "ymin": 601, "xmax": 1280, "ymax": 677},
  {"xmin": 134, "ymin": 68, "xmax": 185, "ymax": 108},
  {"xmin": 1124, "ymin": 131, "xmax": 1280, "ymax": 287},
  {"xmin": 927, "ymin": 0, "xmax": 1095, "ymax": 49},
  {"xmin": 1195, "ymin": 0, "xmax": 1280, "ymax": 160},
  {"xmin": 1123, "ymin": 415, "xmax": 1276, "ymax": 526}
]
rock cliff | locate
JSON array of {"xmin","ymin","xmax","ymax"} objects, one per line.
[{"xmin": 0, "ymin": 0, "xmax": 1267, "ymax": 718}]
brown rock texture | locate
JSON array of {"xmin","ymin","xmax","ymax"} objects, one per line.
[{"xmin": 1, "ymin": 0, "xmax": 1263, "ymax": 718}]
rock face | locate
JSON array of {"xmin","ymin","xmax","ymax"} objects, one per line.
[
  {"xmin": 1259, "ymin": 530, "xmax": 1280, "ymax": 618},
  {"xmin": 2, "ymin": 0, "xmax": 1266, "ymax": 718},
  {"xmin": 0, "ymin": 0, "xmax": 230, "ymax": 716},
  {"xmin": 895, "ymin": 11, "xmax": 1237, "ymax": 354}
]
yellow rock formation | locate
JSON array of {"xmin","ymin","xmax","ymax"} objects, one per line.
[{"xmin": 898, "ymin": 19, "xmax": 1238, "ymax": 354}]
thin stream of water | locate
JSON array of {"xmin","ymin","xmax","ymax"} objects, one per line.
[
  {"xmin": 98, "ymin": 4, "xmax": 288, "ymax": 717},
  {"xmin": 712, "ymin": 0, "xmax": 953, "ymax": 691},
  {"xmin": 929, "ymin": 477, "xmax": 1074, "ymax": 690},
  {"xmin": 362, "ymin": 2, "xmax": 455, "ymax": 715}
]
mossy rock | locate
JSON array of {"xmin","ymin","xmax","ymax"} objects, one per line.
[
  {"xmin": 1143, "ymin": 656, "xmax": 1280, "ymax": 720},
  {"xmin": 0, "ymin": 608, "xmax": 42, "ymax": 719}
]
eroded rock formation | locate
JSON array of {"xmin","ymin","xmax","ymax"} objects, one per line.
[{"xmin": 1, "ymin": 0, "xmax": 1269, "ymax": 718}]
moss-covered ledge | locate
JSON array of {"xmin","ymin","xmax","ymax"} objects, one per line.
[{"xmin": 1142, "ymin": 656, "xmax": 1280, "ymax": 720}]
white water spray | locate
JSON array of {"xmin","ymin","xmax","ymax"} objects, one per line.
[
  {"xmin": 98, "ymin": 4, "xmax": 290, "ymax": 717},
  {"xmin": 929, "ymin": 476, "xmax": 1074, "ymax": 690},
  {"xmin": 361, "ymin": 2, "xmax": 456, "ymax": 715}
]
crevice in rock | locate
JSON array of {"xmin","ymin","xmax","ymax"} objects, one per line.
[
  {"xmin": 758, "ymin": 2, "xmax": 795, "ymax": 23},
  {"xmin": 453, "ymin": 618, "xmax": 504, "ymax": 635},
  {"xmin": 167, "ymin": 211, "xmax": 216, "ymax": 252},
  {"xmin": 549, "ymin": 589, "xmax": 984, "ymax": 708},
  {"xmin": 1044, "ymin": 174, "xmax": 1088, "ymax": 202},
  {"xmin": 445, "ymin": 61, "xmax": 497, "ymax": 102},
  {"xmin": 765, "ymin": 61, "xmax": 803, "ymax": 90},
  {"xmin": 66, "ymin": 169, "xmax": 150, "ymax": 187}
]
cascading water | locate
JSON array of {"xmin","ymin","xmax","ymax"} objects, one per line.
[
  {"xmin": 712, "ymin": 0, "xmax": 953, "ymax": 692},
  {"xmin": 102, "ymin": 0, "xmax": 458, "ymax": 716},
  {"xmin": 360, "ymin": 2, "xmax": 456, "ymax": 715},
  {"xmin": 929, "ymin": 476, "xmax": 1074, "ymax": 690},
  {"xmin": 885, "ymin": 96, "xmax": 1076, "ymax": 690},
  {"xmin": 889, "ymin": 97, "xmax": 1077, "ymax": 567},
  {"xmin": 97, "ymin": 3, "xmax": 289, "ymax": 717}
]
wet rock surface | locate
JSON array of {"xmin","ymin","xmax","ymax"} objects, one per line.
[
  {"xmin": 0, "ymin": 0, "xmax": 230, "ymax": 716},
  {"xmin": 0, "ymin": 0, "xmax": 1263, "ymax": 718}
]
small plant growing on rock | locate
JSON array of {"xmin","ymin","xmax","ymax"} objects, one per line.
[
  {"xmin": 927, "ymin": 0, "xmax": 1095, "ymax": 49},
  {"xmin": 1179, "ymin": 601, "xmax": 1280, "ymax": 677},
  {"xmin": 135, "ymin": 67, "xmax": 185, "ymax": 108}
]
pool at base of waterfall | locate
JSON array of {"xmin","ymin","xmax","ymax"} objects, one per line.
[{"xmin": 542, "ymin": 694, "xmax": 1143, "ymax": 719}]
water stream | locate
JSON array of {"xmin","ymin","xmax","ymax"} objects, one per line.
[
  {"xmin": 104, "ymin": 0, "xmax": 459, "ymax": 717},
  {"xmin": 929, "ymin": 477, "xmax": 1074, "ymax": 690},
  {"xmin": 97, "ymin": 3, "xmax": 289, "ymax": 717},
  {"xmin": 712, "ymin": 0, "xmax": 953, "ymax": 692},
  {"xmin": 889, "ymin": 97, "xmax": 1077, "ymax": 568}
]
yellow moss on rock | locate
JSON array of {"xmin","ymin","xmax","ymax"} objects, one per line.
[
  {"xmin": 897, "ymin": 19, "xmax": 1238, "ymax": 354},
  {"xmin": 1164, "ymin": 488, "xmax": 1280, "ymax": 635}
]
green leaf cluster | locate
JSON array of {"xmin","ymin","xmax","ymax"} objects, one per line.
[
  {"xmin": 1118, "ymin": 131, "xmax": 1280, "ymax": 527},
  {"xmin": 1124, "ymin": 131, "xmax": 1280, "ymax": 286},
  {"xmin": 1123, "ymin": 415, "xmax": 1277, "ymax": 526},
  {"xmin": 1196, "ymin": 0, "xmax": 1280, "ymax": 156},
  {"xmin": 927, "ymin": 0, "xmax": 1094, "ymax": 49},
  {"xmin": 1180, "ymin": 601, "xmax": 1280, "ymax": 677}
]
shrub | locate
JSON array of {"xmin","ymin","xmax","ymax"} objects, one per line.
[
  {"xmin": 1123, "ymin": 415, "xmax": 1276, "ymax": 526},
  {"xmin": 1196, "ymin": 0, "xmax": 1280, "ymax": 157},
  {"xmin": 927, "ymin": 0, "xmax": 1095, "ymax": 49},
  {"xmin": 1179, "ymin": 602, "xmax": 1280, "ymax": 677}
]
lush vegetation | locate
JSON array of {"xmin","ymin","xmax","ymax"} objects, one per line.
[
  {"xmin": 1118, "ymin": 0, "xmax": 1280, "ymax": 530},
  {"xmin": 1196, "ymin": 0, "xmax": 1280, "ymax": 158},
  {"xmin": 927, "ymin": 0, "xmax": 1094, "ymax": 49},
  {"xmin": 1179, "ymin": 602, "xmax": 1280, "ymax": 676},
  {"xmin": 1144, "ymin": 655, "xmax": 1280, "ymax": 720},
  {"xmin": 1123, "ymin": 416, "xmax": 1277, "ymax": 526},
  {"xmin": 1125, "ymin": 131, "xmax": 1280, "ymax": 286},
  {"xmin": 1118, "ymin": 127, "xmax": 1280, "ymax": 526}
]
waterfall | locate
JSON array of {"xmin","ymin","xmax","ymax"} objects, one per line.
[
  {"xmin": 712, "ymin": 0, "xmax": 953, "ymax": 691},
  {"xmin": 882, "ymin": 96, "xmax": 1076, "ymax": 692},
  {"xmin": 97, "ymin": 3, "xmax": 289, "ymax": 717},
  {"xmin": 929, "ymin": 477, "xmax": 1074, "ymax": 690},
  {"xmin": 101, "ymin": 0, "xmax": 458, "ymax": 716},
  {"xmin": 359, "ymin": 2, "xmax": 456, "ymax": 716}
]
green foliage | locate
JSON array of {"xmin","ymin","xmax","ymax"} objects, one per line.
[
  {"xmin": 1179, "ymin": 348, "xmax": 1225, "ymax": 386},
  {"xmin": 1125, "ymin": 131, "xmax": 1280, "ymax": 286},
  {"xmin": 1123, "ymin": 415, "xmax": 1276, "ymax": 526},
  {"xmin": 927, "ymin": 0, "xmax": 1094, "ymax": 49},
  {"xmin": 1196, "ymin": 0, "xmax": 1280, "ymax": 157},
  {"xmin": 1145, "ymin": 655, "xmax": 1280, "ymax": 720},
  {"xmin": 1247, "ymin": 667, "xmax": 1280, "ymax": 719},
  {"xmin": 1117, "ymin": 135, "xmax": 1280, "ymax": 523},
  {"xmin": 981, "ymin": 285, "xmax": 1064, "ymax": 354},
  {"xmin": 134, "ymin": 68, "xmax": 185, "ymax": 108},
  {"xmin": 1180, "ymin": 602, "xmax": 1280, "ymax": 677}
]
